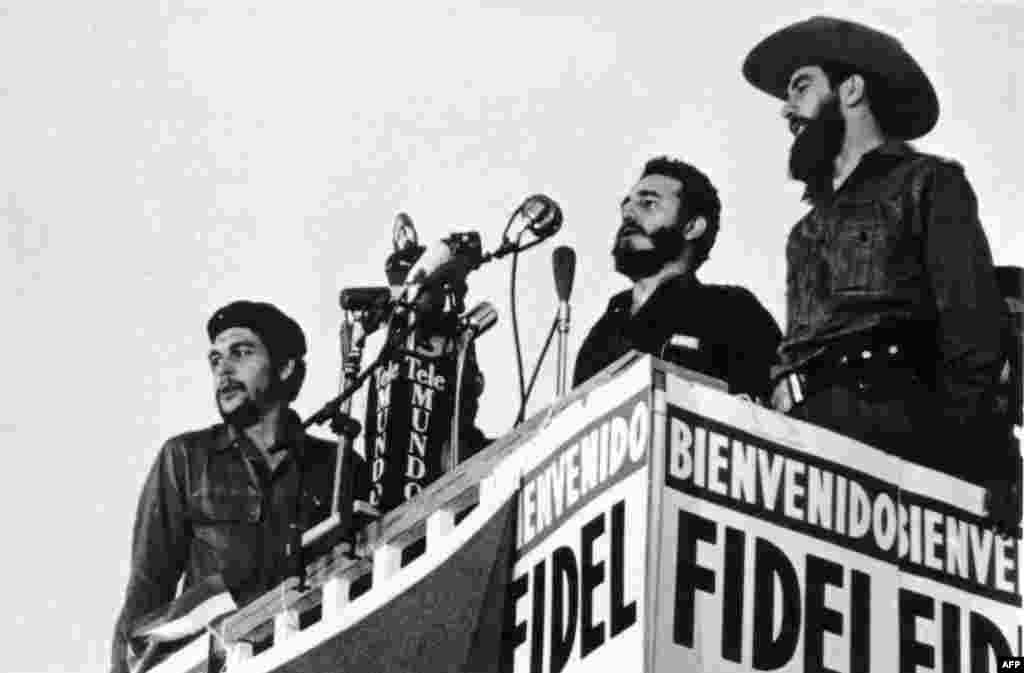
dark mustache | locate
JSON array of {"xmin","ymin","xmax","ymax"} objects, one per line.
[
  {"xmin": 616, "ymin": 222, "xmax": 645, "ymax": 238},
  {"xmin": 786, "ymin": 113, "xmax": 813, "ymax": 134},
  {"xmin": 218, "ymin": 380, "xmax": 245, "ymax": 393}
]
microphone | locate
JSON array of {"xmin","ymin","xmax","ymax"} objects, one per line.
[
  {"xmin": 553, "ymin": 246, "xmax": 576, "ymax": 303},
  {"xmin": 520, "ymin": 194, "xmax": 563, "ymax": 240},
  {"xmin": 339, "ymin": 286, "xmax": 393, "ymax": 336},
  {"xmin": 400, "ymin": 231, "xmax": 483, "ymax": 307},
  {"xmin": 486, "ymin": 194, "xmax": 564, "ymax": 263},
  {"xmin": 460, "ymin": 301, "xmax": 499, "ymax": 339},
  {"xmin": 339, "ymin": 286, "xmax": 391, "ymax": 312},
  {"xmin": 553, "ymin": 246, "xmax": 576, "ymax": 397},
  {"xmin": 393, "ymin": 212, "xmax": 418, "ymax": 251},
  {"xmin": 387, "ymin": 213, "xmax": 425, "ymax": 286}
]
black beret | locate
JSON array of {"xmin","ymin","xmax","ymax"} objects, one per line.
[{"xmin": 207, "ymin": 300, "xmax": 307, "ymax": 361}]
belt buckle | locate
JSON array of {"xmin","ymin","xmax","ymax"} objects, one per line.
[{"xmin": 772, "ymin": 372, "xmax": 806, "ymax": 413}]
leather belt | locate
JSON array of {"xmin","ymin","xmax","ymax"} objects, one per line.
[{"xmin": 771, "ymin": 342, "xmax": 916, "ymax": 413}]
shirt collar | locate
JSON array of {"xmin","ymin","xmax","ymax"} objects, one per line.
[
  {"xmin": 855, "ymin": 140, "xmax": 914, "ymax": 171},
  {"xmin": 871, "ymin": 140, "xmax": 914, "ymax": 158},
  {"xmin": 818, "ymin": 140, "xmax": 915, "ymax": 204},
  {"xmin": 608, "ymin": 270, "xmax": 700, "ymax": 316},
  {"xmin": 212, "ymin": 424, "xmax": 235, "ymax": 453},
  {"xmin": 213, "ymin": 408, "xmax": 305, "ymax": 454}
]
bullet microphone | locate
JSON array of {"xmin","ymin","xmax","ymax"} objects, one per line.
[
  {"xmin": 553, "ymin": 246, "xmax": 576, "ymax": 304},
  {"xmin": 552, "ymin": 246, "xmax": 577, "ymax": 397},
  {"xmin": 461, "ymin": 301, "xmax": 499, "ymax": 339}
]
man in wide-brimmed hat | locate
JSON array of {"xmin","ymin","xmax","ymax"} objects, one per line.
[
  {"xmin": 743, "ymin": 16, "xmax": 1018, "ymax": 530},
  {"xmin": 111, "ymin": 301, "xmax": 337, "ymax": 672}
]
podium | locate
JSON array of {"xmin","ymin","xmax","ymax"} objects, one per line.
[{"xmin": 149, "ymin": 354, "xmax": 1023, "ymax": 673}]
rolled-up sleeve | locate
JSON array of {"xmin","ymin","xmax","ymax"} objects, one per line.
[
  {"xmin": 923, "ymin": 162, "xmax": 1005, "ymax": 434},
  {"xmin": 110, "ymin": 441, "xmax": 189, "ymax": 673}
]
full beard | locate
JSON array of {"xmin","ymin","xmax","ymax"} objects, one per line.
[
  {"xmin": 218, "ymin": 396, "xmax": 264, "ymax": 429},
  {"xmin": 612, "ymin": 225, "xmax": 686, "ymax": 281},
  {"xmin": 788, "ymin": 94, "xmax": 846, "ymax": 203},
  {"xmin": 217, "ymin": 379, "xmax": 282, "ymax": 429}
]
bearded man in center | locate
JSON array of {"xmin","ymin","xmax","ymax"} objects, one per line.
[{"xmin": 573, "ymin": 156, "xmax": 781, "ymax": 402}]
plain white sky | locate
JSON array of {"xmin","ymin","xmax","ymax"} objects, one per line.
[{"xmin": 1, "ymin": 1, "xmax": 1021, "ymax": 671}]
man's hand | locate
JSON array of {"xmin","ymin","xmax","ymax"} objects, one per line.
[{"xmin": 984, "ymin": 472, "xmax": 1022, "ymax": 539}]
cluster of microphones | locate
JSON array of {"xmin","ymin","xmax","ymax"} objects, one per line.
[
  {"xmin": 296, "ymin": 193, "xmax": 578, "ymax": 547},
  {"xmin": 328, "ymin": 193, "xmax": 576, "ymax": 429}
]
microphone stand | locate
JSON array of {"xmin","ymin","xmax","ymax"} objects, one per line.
[
  {"xmin": 298, "ymin": 308, "xmax": 418, "ymax": 564},
  {"xmin": 516, "ymin": 314, "xmax": 559, "ymax": 426},
  {"xmin": 555, "ymin": 298, "xmax": 570, "ymax": 397},
  {"xmin": 448, "ymin": 330, "xmax": 473, "ymax": 473},
  {"xmin": 301, "ymin": 284, "xmax": 466, "ymax": 551},
  {"xmin": 292, "ymin": 312, "xmax": 366, "ymax": 574},
  {"xmin": 448, "ymin": 303, "xmax": 498, "ymax": 472},
  {"xmin": 302, "ymin": 312, "xmax": 417, "ymax": 431},
  {"xmin": 319, "ymin": 312, "xmax": 369, "ymax": 560}
]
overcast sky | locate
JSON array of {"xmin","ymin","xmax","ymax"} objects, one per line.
[{"xmin": 2, "ymin": 1, "xmax": 1021, "ymax": 671}]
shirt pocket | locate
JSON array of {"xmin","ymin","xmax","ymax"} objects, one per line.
[
  {"xmin": 831, "ymin": 197, "xmax": 901, "ymax": 293},
  {"xmin": 190, "ymin": 485, "xmax": 262, "ymax": 525}
]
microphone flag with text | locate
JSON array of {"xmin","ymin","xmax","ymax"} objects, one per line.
[
  {"xmin": 351, "ymin": 218, "xmax": 493, "ymax": 514},
  {"xmin": 318, "ymin": 196, "xmax": 561, "ymax": 515}
]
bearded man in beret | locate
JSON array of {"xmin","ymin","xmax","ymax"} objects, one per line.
[
  {"xmin": 111, "ymin": 301, "xmax": 336, "ymax": 672},
  {"xmin": 743, "ymin": 16, "xmax": 1019, "ymax": 531}
]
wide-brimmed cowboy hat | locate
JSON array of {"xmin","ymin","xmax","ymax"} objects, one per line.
[{"xmin": 742, "ymin": 16, "xmax": 939, "ymax": 140}]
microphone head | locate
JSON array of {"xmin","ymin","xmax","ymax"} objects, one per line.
[
  {"xmin": 552, "ymin": 245, "xmax": 577, "ymax": 302},
  {"xmin": 339, "ymin": 286, "xmax": 392, "ymax": 311},
  {"xmin": 463, "ymin": 301, "xmax": 499, "ymax": 338},
  {"xmin": 387, "ymin": 213, "xmax": 425, "ymax": 286},
  {"xmin": 393, "ymin": 212, "xmax": 419, "ymax": 252},
  {"xmin": 521, "ymin": 194, "xmax": 563, "ymax": 239},
  {"xmin": 404, "ymin": 240, "xmax": 455, "ymax": 288}
]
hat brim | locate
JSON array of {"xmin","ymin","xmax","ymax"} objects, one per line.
[{"xmin": 742, "ymin": 16, "xmax": 939, "ymax": 140}]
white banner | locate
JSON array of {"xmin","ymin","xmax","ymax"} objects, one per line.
[
  {"xmin": 506, "ymin": 393, "xmax": 651, "ymax": 673},
  {"xmin": 654, "ymin": 404, "xmax": 1023, "ymax": 673}
]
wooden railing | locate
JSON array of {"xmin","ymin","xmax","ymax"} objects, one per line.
[
  {"xmin": 147, "ymin": 354, "xmax": 645, "ymax": 673},
  {"xmin": 146, "ymin": 351, "xmax": 1022, "ymax": 672}
]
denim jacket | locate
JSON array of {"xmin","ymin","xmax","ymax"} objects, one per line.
[
  {"xmin": 110, "ymin": 411, "xmax": 335, "ymax": 673},
  {"xmin": 781, "ymin": 141, "xmax": 1005, "ymax": 428}
]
